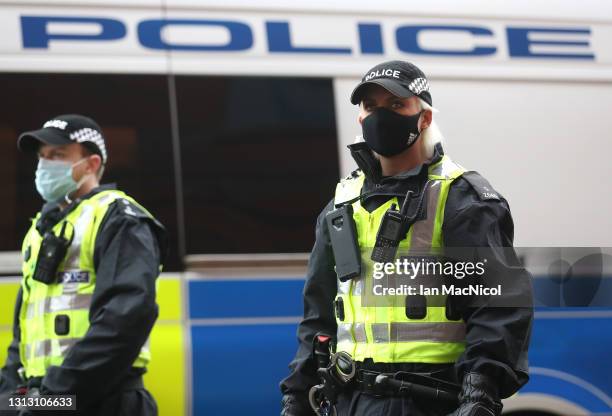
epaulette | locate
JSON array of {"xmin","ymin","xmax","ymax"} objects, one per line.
[{"xmin": 462, "ymin": 171, "xmax": 502, "ymax": 201}]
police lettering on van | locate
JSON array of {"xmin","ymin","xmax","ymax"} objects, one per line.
[{"xmin": 19, "ymin": 16, "xmax": 595, "ymax": 60}]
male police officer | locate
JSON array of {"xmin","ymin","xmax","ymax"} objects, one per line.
[
  {"xmin": 0, "ymin": 114, "xmax": 166, "ymax": 415},
  {"xmin": 280, "ymin": 61, "xmax": 533, "ymax": 416}
]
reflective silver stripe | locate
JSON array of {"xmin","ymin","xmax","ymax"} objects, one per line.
[
  {"xmin": 372, "ymin": 323, "xmax": 390, "ymax": 343},
  {"xmin": 353, "ymin": 322, "xmax": 367, "ymax": 343},
  {"xmin": 97, "ymin": 193, "xmax": 121, "ymax": 206},
  {"xmin": 62, "ymin": 283, "xmax": 79, "ymax": 295},
  {"xmin": 26, "ymin": 301, "xmax": 45, "ymax": 319},
  {"xmin": 429, "ymin": 161, "xmax": 444, "ymax": 177},
  {"xmin": 390, "ymin": 322, "xmax": 466, "ymax": 343},
  {"xmin": 34, "ymin": 339, "xmax": 51, "ymax": 358},
  {"xmin": 24, "ymin": 343, "xmax": 32, "ymax": 360},
  {"xmin": 28, "ymin": 338, "xmax": 80, "ymax": 359},
  {"xmin": 337, "ymin": 323, "xmax": 353, "ymax": 344},
  {"xmin": 352, "ymin": 277, "xmax": 364, "ymax": 296},
  {"xmin": 64, "ymin": 204, "xmax": 96, "ymax": 269},
  {"xmin": 47, "ymin": 294, "xmax": 92, "ymax": 313},
  {"xmin": 58, "ymin": 338, "xmax": 77, "ymax": 356},
  {"xmin": 337, "ymin": 279, "xmax": 351, "ymax": 295},
  {"xmin": 25, "ymin": 294, "xmax": 92, "ymax": 318},
  {"xmin": 337, "ymin": 323, "xmax": 369, "ymax": 344},
  {"xmin": 410, "ymin": 181, "xmax": 441, "ymax": 249},
  {"xmin": 430, "ymin": 158, "xmax": 462, "ymax": 179}
]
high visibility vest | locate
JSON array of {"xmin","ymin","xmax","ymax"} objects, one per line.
[
  {"xmin": 19, "ymin": 189, "xmax": 156, "ymax": 378},
  {"xmin": 333, "ymin": 155, "xmax": 467, "ymax": 364}
]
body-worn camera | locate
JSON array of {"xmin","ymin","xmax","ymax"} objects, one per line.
[
  {"xmin": 32, "ymin": 221, "xmax": 73, "ymax": 285},
  {"xmin": 326, "ymin": 205, "xmax": 361, "ymax": 282}
]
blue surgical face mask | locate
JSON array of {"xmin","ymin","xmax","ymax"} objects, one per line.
[{"xmin": 35, "ymin": 158, "xmax": 88, "ymax": 203}]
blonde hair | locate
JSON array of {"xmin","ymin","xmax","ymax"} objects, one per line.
[{"xmin": 418, "ymin": 98, "xmax": 444, "ymax": 159}]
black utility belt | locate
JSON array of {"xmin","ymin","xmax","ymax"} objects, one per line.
[
  {"xmin": 352, "ymin": 369, "xmax": 460, "ymax": 404},
  {"xmin": 309, "ymin": 335, "xmax": 459, "ymax": 416},
  {"xmin": 19, "ymin": 373, "xmax": 144, "ymax": 392},
  {"xmin": 352, "ymin": 370, "xmax": 412, "ymax": 396},
  {"xmin": 353, "ymin": 360, "xmax": 455, "ymax": 377},
  {"xmin": 354, "ymin": 370, "xmax": 399, "ymax": 396}
]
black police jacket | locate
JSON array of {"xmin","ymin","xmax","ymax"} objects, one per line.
[
  {"xmin": 280, "ymin": 143, "xmax": 533, "ymax": 400},
  {"xmin": 0, "ymin": 184, "xmax": 167, "ymax": 410}
]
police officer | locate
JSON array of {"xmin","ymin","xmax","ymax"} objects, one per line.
[
  {"xmin": 0, "ymin": 114, "xmax": 166, "ymax": 415},
  {"xmin": 280, "ymin": 61, "xmax": 533, "ymax": 416}
]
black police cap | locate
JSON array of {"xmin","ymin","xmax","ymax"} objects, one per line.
[
  {"xmin": 18, "ymin": 114, "xmax": 107, "ymax": 164},
  {"xmin": 350, "ymin": 60, "xmax": 433, "ymax": 106}
]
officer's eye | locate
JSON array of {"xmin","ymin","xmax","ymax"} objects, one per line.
[{"xmin": 391, "ymin": 101, "xmax": 404, "ymax": 109}]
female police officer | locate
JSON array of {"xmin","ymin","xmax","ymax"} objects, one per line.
[{"xmin": 280, "ymin": 61, "xmax": 533, "ymax": 416}]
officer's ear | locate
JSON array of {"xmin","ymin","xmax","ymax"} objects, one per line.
[
  {"xmin": 86, "ymin": 154, "xmax": 102, "ymax": 178},
  {"xmin": 419, "ymin": 109, "xmax": 433, "ymax": 131}
]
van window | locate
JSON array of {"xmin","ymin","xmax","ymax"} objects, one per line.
[{"xmin": 175, "ymin": 76, "xmax": 339, "ymax": 254}]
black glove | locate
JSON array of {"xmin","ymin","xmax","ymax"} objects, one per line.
[
  {"xmin": 447, "ymin": 373, "xmax": 502, "ymax": 416},
  {"xmin": 281, "ymin": 393, "xmax": 315, "ymax": 416}
]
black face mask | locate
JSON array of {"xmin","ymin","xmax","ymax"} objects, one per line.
[{"xmin": 362, "ymin": 108, "xmax": 422, "ymax": 157}]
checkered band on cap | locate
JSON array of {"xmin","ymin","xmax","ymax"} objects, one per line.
[
  {"xmin": 408, "ymin": 78, "xmax": 429, "ymax": 95},
  {"xmin": 69, "ymin": 128, "xmax": 107, "ymax": 164},
  {"xmin": 408, "ymin": 77, "xmax": 429, "ymax": 96}
]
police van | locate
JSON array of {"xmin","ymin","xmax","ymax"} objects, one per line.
[{"xmin": 0, "ymin": 0, "xmax": 611, "ymax": 415}]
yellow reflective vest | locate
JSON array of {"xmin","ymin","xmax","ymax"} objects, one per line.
[
  {"xmin": 19, "ymin": 190, "xmax": 154, "ymax": 378},
  {"xmin": 333, "ymin": 155, "xmax": 467, "ymax": 364}
]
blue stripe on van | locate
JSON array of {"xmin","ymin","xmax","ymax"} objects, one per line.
[
  {"xmin": 525, "ymin": 311, "xmax": 612, "ymax": 412},
  {"xmin": 191, "ymin": 323, "xmax": 298, "ymax": 415}
]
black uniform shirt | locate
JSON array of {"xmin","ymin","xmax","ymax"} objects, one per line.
[
  {"xmin": 280, "ymin": 144, "xmax": 533, "ymax": 399},
  {"xmin": 0, "ymin": 184, "xmax": 166, "ymax": 410}
]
